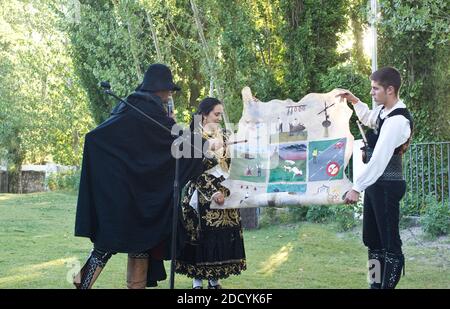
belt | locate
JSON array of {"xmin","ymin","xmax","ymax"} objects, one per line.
[{"xmin": 366, "ymin": 150, "xmax": 404, "ymax": 181}]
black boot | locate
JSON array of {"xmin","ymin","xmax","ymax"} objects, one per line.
[
  {"xmin": 368, "ymin": 249, "xmax": 384, "ymax": 289},
  {"xmin": 381, "ymin": 251, "xmax": 404, "ymax": 289},
  {"xmin": 74, "ymin": 248, "xmax": 113, "ymax": 289}
]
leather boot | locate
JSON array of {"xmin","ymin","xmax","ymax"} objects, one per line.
[
  {"xmin": 381, "ymin": 251, "xmax": 405, "ymax": 289},
  {"xmin": 368, "ymin": 249, "xmax": 384, "ymax": 289},
  {"xmin": 127, "ymin": 256, "xmax": 149, "ymax": 289},
  {"xmin": 74, "ymin": 249, "xmax": 112, "ymax": 289}
]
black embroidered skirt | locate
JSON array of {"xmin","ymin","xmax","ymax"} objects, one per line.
[{"xmin": 175, "ymin": 209, "xmax": 246, "ymax": 280}]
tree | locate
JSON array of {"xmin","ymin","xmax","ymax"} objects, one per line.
[
  {"xmin": 279, "ymin": 0, "xmax": 348, "ymax": 98},
  {"xmin": 0, "ymin": 0, "xmax": 93, "ymax": 192},
  {"xmin": 349, "ymin": 0, "xmax": 370, "ymax": 75},
  {"xmin": 378, "ymin": 0, "xmax": 450, "ymax": 141}
]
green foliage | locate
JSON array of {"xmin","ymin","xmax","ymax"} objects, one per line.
[
  {"xmin": 68, "ymin": 0, "xmax": 148, "ymax": 124},
  {"xmin": 318, "ymin": 64, "xmax": 371, "ymax": 102},
  {"xmin": 67, "ymin": 0, "xmax": 350, "ymax": 126},
  {"xmin": 349, "ymin": 0, "xmax": 370, "ymax": 75},
  {"xmin": 288, "ymin": 205, "xmax": 309, "ymax": 222},
  {"xmin": 258, "ymin": 203, "xmax": 359, "ymax": 232},
  {"xmin": 0, "ymin": 0, "xmax": 94, "ymax": 180},
  {"xmin": 420, "ymin": 197, "xmax": 450, "ymax": 238},
  {"xmin": 380, "ymin": 0, "xmax": 449, "ymax": 49},
  {"xmin": 259, "ymin": 204, "xmax": 359, "ymax": 231},
  {"xmin": 46, "ymin": 169, "xmax": 81, "ymax": 192},
  {"xmin": 306, "ymin": 205, "xmax": 334, "ymax": 224},
  {"xmin": 68, "ymin": 0, "xmax": 209, "ymax": 124},
  {"xmin": 205, "ymin": 0, "xmax": 349, "ymax": 124},
  {"xmin": 2, "ymin": 0, "xmax": 449, "ymax": 198},
  {"xmin": 401, "ymin": 192, "xmax": 428, "ymax": 217},
  {"xmin": 259, "ymin": 207, "xmax": 278, "ymax": 227},
  {"xmin": 400, "ymin": 193, "xmax": 450, "ymax": 231},
  {"xmin": 378, "ymin": 0, "xmax": 450, "ymax": 142},
  {"xmin": 279, "ymin": 0, "xmax": 348, "ymax": 97},
  {"xmin": 318, "ymin": 63, "xmax": 371, "ymax": 140},
  {"xmin": 259, "ymin": 206, "xmax": 307, "ymax": 227},
  {"xmin": 331, "ymin": 204, "xmax": 359, "ymax": 232}
]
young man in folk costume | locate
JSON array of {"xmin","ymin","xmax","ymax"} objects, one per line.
[
  {"xmin": 338, "ymin": 67, "xmax": 413, "ymax": 289},
  {"xmin": 74, "ymin": 64, "xmax": 205, "ymax": 288}
]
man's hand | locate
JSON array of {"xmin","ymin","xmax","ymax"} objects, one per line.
[
  {"xmin": 344, "ymin": 189, "xmax": 360, "ymax": 204},
  {"xmin": 335, "ymin": 90, "xmax": 359, "ymax": 105},
  {"xmin": 212, "ymin": 192, "xmax": 225, "ymax": 205}
]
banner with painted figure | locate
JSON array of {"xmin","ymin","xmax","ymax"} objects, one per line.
[{"xmin": 211, "ymin": 87, "xmax": 354, "ymax": 209}]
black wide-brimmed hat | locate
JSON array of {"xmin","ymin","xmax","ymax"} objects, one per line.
[{"xmin": 138, "ymin": 63, "xmax": 181, "ymax": 92}]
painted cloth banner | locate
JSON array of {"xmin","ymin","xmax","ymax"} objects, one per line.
[{"xmin": 212, "ymin": 87, "xmax": 354, "ymax": 209}]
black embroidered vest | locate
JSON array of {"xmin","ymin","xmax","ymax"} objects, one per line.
[{"xmin": 365, "ymin": 107, "xmax": 413, "ymax": 180}]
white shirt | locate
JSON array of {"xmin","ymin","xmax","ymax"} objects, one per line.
[{"xmin": 352, "ymin": 99, "xmax": 411, "ymax": 193}]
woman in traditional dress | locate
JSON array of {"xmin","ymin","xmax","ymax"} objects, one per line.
[{"xmin": 175, "ymin": 97, "xmax": 246, "ymax": 289}]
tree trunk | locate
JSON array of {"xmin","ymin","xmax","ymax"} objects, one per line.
[
  {"xmin": 8, "ymin": 167, "xmax": 22, "ymax": 194},
  {"xmin": 7, "ymin": 129, "xmax": 25, "ymax": 193},
  {"xmin": 188, "ymin": 62, "xmax": 202, "ymax": 108}
]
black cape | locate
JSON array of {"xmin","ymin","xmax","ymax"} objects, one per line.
[{"xmin": 75, "ymin": 91, "xmax": 204, "ymax": 253}]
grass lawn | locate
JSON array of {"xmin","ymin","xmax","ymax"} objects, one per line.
[{"xmin": 0, "ymin": 192, "xmax": 448, "ymax": 289}]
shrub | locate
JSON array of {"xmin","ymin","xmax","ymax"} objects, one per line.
[
  {"xmin": 306, "ymin": 205, "xmax": 334, "ymax": 223},
  {"xmin": 420, "ymin": 196, "xmax": 450, "ymax": 238},
  {"xmin": 318, "ymin": 63, "xmax": 371, "ymax": 103},
  {"xmin": 401, "ymin": 192, "xmax": 427, "ymax": 217},
  {"xmin": 259, "ymin": 206, "xmax": 308, "ymax": 226},
  {"xmin": 288, "ymin": 206, "xmax": 309, "ymax": 222},
  {"xmin": 332, "ymin": 204, "xmax": 359, "ymax": 232},
  {"xmin": 400, "ymin": 192, "xmax": 423, "ymax": 228},
  {"xmin": 46, "ymin": 169, "xmax": 81, "ymax": 192},
  {"xmin": 259, "ymin": 207, "xmax": 278, "ymax": 227}
]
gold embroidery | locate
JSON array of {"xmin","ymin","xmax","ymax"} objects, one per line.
[
  {"xmin": 202, "ymin": 209, "xmax": 240, "ymax": 227},
  {"xmin": 203, "ymin": 176, "xmax": 215, "ymax": 191},
  {"xmin": 202, "ymin": 128, "xmax": 229, "ymax": 172},
  {"xmin": 204, "ymin": 269, "xmax": 213, "ymax": 278},
  {"xmin": 175, "ymin": 259, "xmax": 247, "ymax": 279},
  {"xmin": 198, "ymin": 193, "xmax": 209, "ymax": 204}
]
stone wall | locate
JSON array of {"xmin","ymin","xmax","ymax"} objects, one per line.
[
  {"xmin": 0, "ymin": 170, "xmax": 46, "ymax": 193},
  {"xmin": 21, "ymin": 171, "xmax": 46, "ymax": 193},
  {"xmin": 0, "ymin": 163, "xmax": 76, "ymax": 193}
]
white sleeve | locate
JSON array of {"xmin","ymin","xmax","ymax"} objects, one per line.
[
  {"xmin": 352, "ymin": 115, "xmax": 411, "ymax": 192},
  {"xmin": 353, "ymin": 101, "xmax": 381, "ymax": 129}
]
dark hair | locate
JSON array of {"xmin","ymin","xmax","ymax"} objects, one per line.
[
  {"xmin": 189, "ymin": 97, "xmax": 222, "ymax": 131},
  {"xmin": 370, "ymin": 67, "xmax": 402, "ymax": 96}
]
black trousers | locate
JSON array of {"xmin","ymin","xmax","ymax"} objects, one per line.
[{"xmin": 363, "ymin": 180, "xmax": 406, "ymax": 254}]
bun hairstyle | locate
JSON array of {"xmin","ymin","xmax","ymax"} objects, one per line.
[{"xmin": 189, "ymin": 97, "xmax": 222, "ymax": 131}]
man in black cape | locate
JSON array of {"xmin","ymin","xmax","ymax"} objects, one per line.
[{"xmin": 74, "ymin": 64, "xmax": 205, "ymax": 288}]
